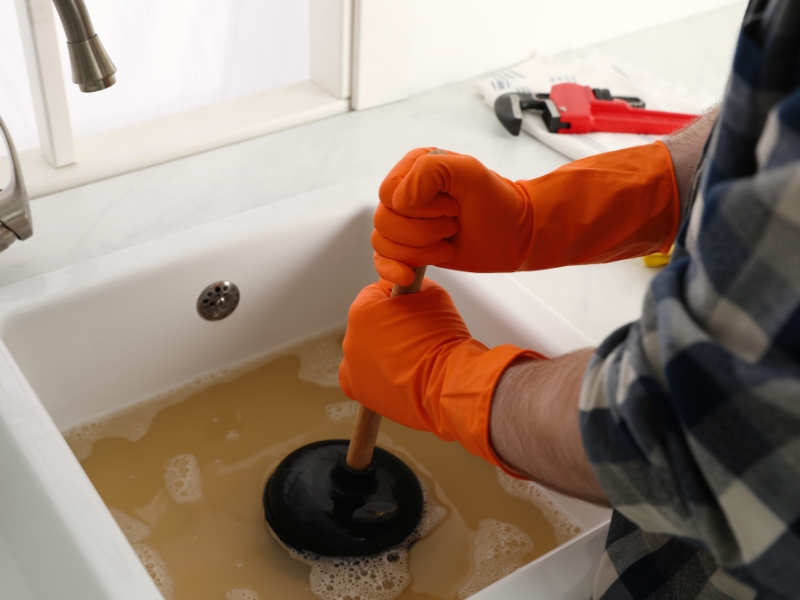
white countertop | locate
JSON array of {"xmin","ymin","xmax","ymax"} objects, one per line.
[{"xmin": 0, "ymin": 3, "xmax": 745, "ymax": 346}]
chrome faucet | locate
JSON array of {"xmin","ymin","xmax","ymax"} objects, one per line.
[
  {"xmin": 52, "ymin": 0, "xmax": 116, "ymax": 92},
  {"xmin": 0, "ymin": 116, "xmax": 32, "ymax": 252},
  {"xmin": 0, "ymin": 0, "xmax": 115, "ymax": 254}
]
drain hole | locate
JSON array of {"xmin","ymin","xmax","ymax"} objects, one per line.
[{"xmin": 198, "ymin": 281, "xmax": 240, "ymax": 321}]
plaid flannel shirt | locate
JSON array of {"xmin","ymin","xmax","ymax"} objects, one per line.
[{"xmin": 578, "ymin": 1, "xmax": 800, "ymax": 598}]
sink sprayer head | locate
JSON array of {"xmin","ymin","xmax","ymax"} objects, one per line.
[{"xmin": 52, "ymin": 0, "xmax": 116, "ymax": 92}]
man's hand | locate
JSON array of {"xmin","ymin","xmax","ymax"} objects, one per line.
[
  {"xmin": 338, "ymin": 278, "xmax": 609, "ymax": 503},
  {"xmin": 338, "ymin": 277, "xmax": 540, "ymax": 467},
  {"xmin": 374, "ymin": 143, "xmax": 681, "ymax": 286},
  {"xmin": 374, "ymin": 148, "xmax": 535, "ymax": 286}
]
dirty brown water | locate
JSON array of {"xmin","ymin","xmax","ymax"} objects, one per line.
[{"xmin": 64, "ymin": 333, "xmax": 582, "ymax": 600}]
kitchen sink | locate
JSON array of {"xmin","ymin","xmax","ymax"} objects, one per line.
[{"xmin": 0, "ymin": 178, "xmax": 610, "ymax": 600}]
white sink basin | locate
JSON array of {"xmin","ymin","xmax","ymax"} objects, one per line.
[{"xmin": 0, "ymin": 178, "xmax": 610, "ymax": 600}]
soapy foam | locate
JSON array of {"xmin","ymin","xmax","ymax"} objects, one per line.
[
  {"xmin": 164, "ymin": 453, "xmax": 202, "ymax": 504},
  {"xmin": 63, "ymin": 326, "xmax": 345, "ymax": 460},
  {"xmin": 296, "ymin": 336, "xmax": 344, "ymax": 388},
  {"xmin": 110, "ymin": 507, "xmax": 151, "ymax": 543},
  {"xmin": 226, "ymin": 589, "xmax": 260, "ymax": 600},
  {"xmin": 277, "ymin": 483, "xmax": 447, "ymax": 600},
  {"xmin": 495, "ymin": 469, "xmax": 583, "ymax": 544},
  {"xmin": 325, "ymin": 400, "xmax": 360, "ymax": 422},
  {"xmin": 299, "ymin": 548, "xmax": 411, "ymax": 600},
  {"xmin": 133, "ymin": 543, "xmax": 174, "ymax": 600},
  {"xmin": 456, "ymin": 520, "xmax": 533, "ymax": 599}
]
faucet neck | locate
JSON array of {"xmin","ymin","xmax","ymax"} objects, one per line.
[{"xmin": 52, "ymin": 0, "xmax": 96, "ymax": 43}]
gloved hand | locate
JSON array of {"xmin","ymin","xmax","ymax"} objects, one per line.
[
  {"xmin": 338, "ymin": 277, "xmax": 543, "ymax": 470},
  {"xmin": 374, "ymin": 142, "xmax": 680, "ymax": 285}
]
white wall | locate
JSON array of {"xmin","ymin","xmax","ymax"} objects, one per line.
[{"xmin": 409, "ymin": 0, "xmax": 745, "ymax": 94}]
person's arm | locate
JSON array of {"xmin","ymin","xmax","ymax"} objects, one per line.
[
  {"xmin": 490, "ymin": 349, "xmax": 608, "ymax": 505},
  {"xmin": 487, "ymin": 107, "xmax": 722, "ymax": 507},
  {"xmin": 373, "ymin": 142, "xmax": 680, "ymax": 285},
  {"xmin": 662, "ymin": 104, "xmax": 720, "ymax": 217},
  {"xmin": 374, "ymin": 106, "xmax": 719, "ymax": 286}
]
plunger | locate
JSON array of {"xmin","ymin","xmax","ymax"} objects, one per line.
[{"xmin": 264, "ymin": 267, "xmax": 428, "ymax": 557}]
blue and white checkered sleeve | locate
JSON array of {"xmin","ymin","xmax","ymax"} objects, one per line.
[{"xmin": 578, "ymin": 147, "xmax": 800, "ymax": 596}]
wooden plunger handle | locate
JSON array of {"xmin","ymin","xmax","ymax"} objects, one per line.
[{"xmin": 346, "ymin": 266, "xmax": 427, "ymax": 470}]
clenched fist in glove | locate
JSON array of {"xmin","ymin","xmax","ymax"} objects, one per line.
[
  {"xmin": 374, "ymin": 142, "xmax": 680, "ymax": 285},
  {"xmin": 338, "ymin": 277, "xmax": 543, "ymax": 471}
]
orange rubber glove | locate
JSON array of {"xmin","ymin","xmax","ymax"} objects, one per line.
[
  {"xmin": 338, "ymin": 277, "xmax": 543, "ymax": 470},
  {"xmin": 374, "ymin": 142, "xmax": 680, "ymax": 285}
]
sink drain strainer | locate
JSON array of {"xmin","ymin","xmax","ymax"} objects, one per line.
[{"xmin": 197, "ymin": 281, "xmax": 240, "ymax": 321}]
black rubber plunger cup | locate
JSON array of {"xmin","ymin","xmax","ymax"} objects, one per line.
[
  {"xmin": 264, "ymin": 266, "xmax": 429, "ymax": 557},
  {"xmin": 264, "ymin": 439, "xmax": 423, "ymax": 556}
]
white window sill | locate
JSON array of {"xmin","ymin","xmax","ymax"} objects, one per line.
[{"xmin": 8, "ymin": 80, "xmax": 349, "ymax": 200}]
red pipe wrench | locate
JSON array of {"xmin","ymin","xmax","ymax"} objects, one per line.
[{"xmin": 494, "ymin": 82, "xmax": 697, "ymax": 136}]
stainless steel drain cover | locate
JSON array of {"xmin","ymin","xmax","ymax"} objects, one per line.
[{"xmin": 197, "ymin": 281, "xmax": 240, "ymax": 321}]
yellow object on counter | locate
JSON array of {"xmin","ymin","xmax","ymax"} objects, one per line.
[{"xmin": 643, "ymin": 246, "xmax": 673, "ymax": 267}]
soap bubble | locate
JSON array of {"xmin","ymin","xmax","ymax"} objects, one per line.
[
  {"xmin": 274, "ymin": 482, "xmax": 446, "ymax": 600},
  {"xmin": 495, "ymin": 469, "xmax": 583, "ymax": 544},
  {"xmin": 109, "ymin": 507, "xmax": 151, "ymax": 543},
  {"xmin": 164, "ymin": 454, "xmax": 202, "ymax": 504},
  {"xmin": 133, "ymin": 543, "xmax": 174, "ymax": 600},
  {"xmin": 456, "ymin": 520, "xmax": 533, "ymax": 599}
]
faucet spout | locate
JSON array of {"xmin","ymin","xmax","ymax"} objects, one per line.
[
  {"xmin": 51, "ymin": 0, "xmax": 116, "ymax": 92},
  {"xmin": 0, "ymin": 115, "xmax": 33, "ymax": 251}
]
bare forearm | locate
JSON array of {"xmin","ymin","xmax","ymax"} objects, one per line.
[
  {"xmin": 663, "ymin": 104, "xmax": 720, "ymax": 217},
  {"xmin": 489, "ymin": 349, "xmax": 609, "ymax": 505},
  {"xmin": 486, "ymin": 110, "xmax": 721, "ymax": 506}
]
